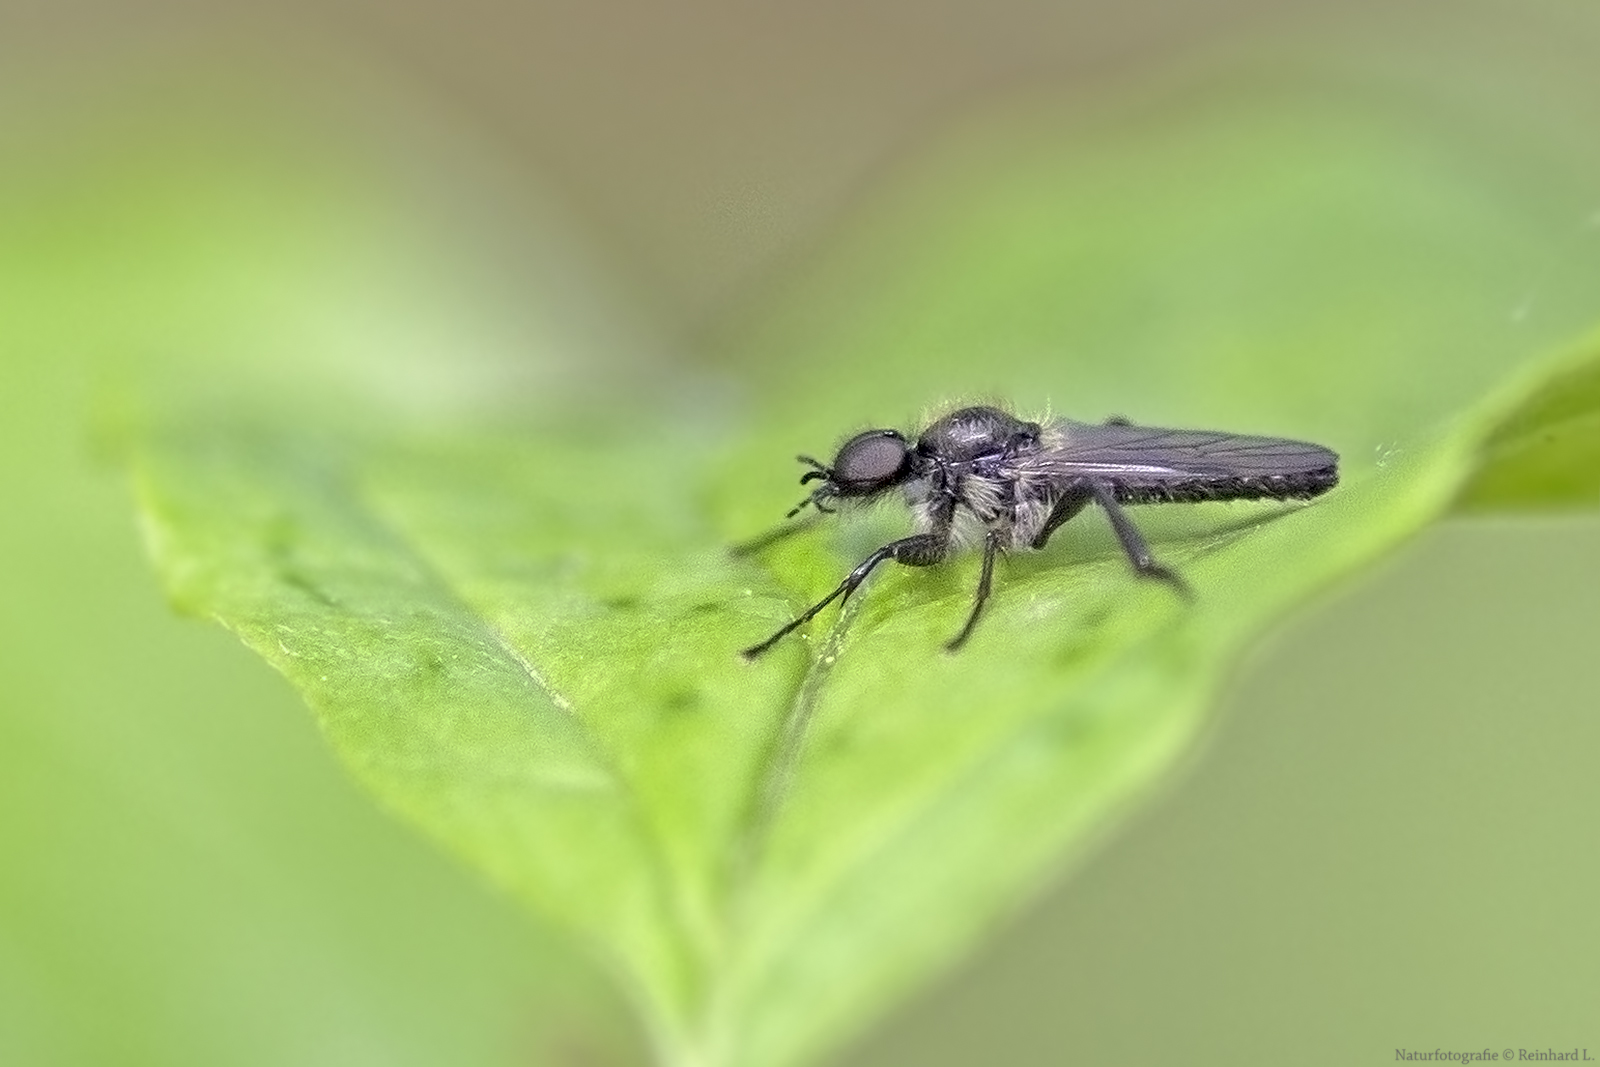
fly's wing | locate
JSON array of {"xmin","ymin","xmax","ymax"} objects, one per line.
[{"xmin": 1013, "ymin": 419, "xmax": 1339, "ymax": 499}]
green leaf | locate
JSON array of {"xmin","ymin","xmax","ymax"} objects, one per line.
[
  {"xmin": 120, "ymin": 63, "xmax": 1600, "ymax": 1067},
  {"xmin": 1459, "ymin": 353, "xmax": 1600, "ymax": 510}
]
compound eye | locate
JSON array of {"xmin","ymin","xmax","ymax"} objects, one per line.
[{"xmin": 833, "ymin": 430, "xmax": 908, "ymax": 488}]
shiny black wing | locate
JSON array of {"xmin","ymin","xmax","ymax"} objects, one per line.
[{"xmin": 1013, "ymin": 419, "xmax": 1339, "ymax": 502}]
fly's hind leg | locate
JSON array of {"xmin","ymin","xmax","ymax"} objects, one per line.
[
  {"xmin": 1029, "ymin": 484, "xmax": 1093, "ymax": 550},
  {"xmin": 1087, "ymin": 482, "xmax": 1192, "ymax": 597},
  {"xmin": 741, "ymin": 530, "xmax": 949, "ymax": 659}
]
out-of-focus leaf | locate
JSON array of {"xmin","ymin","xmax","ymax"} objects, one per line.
[
  {"xmin": 1458, "ymin": 353, "xmax": 1600, "ymax": 509},
  {"xmin": 0, "ymin": 95, "xmax": 650, "ymax": 1067}
]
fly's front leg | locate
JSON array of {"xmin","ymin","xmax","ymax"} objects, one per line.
[
  {"xmin": 729, "ymin": 514, "xmax": 818, "ymax": 557},
  {"xmin": 1088, "ymin": 482, "xmax": 1192, "ymax": 597},
  {"xmin": 741, "ymin": 530, "xmax": 950, "ymax": 659}
]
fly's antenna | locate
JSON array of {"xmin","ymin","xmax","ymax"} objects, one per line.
[
  {"xmin": 786, "ymin": 487, "xmax": 839, "ymax": 519},
  {"xmin": 791, "ymin": 454, "xmax": 837, "ymax": 515},
  {"xmin": 797, "ymin": 454, "xmax": 830, "ymax": 481},
  {"xmin": 730, "ymin": 454, "xmax": 835, "ymax": 557}
]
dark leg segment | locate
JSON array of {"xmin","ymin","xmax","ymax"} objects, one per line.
[
  {"xmin": 945, "ymin": 530, "xmax": 1004, "ymax": 652},
  {"xmin": 1030, "ymin": 484, "xmax": 1093, "ymax": 550},
  {"xmin": 730, "ymin": 514, "xmax": 816, "ymax": 557},
  {"xmin": 1088, "ymin": 482, "xmax": 1191, "ymax": 597},
  {"xmin": 742, "ymin": 531, "xmax": 949, "ymax": 659}
]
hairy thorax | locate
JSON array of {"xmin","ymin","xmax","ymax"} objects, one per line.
[{"xmin": 904, "ymin": 406, "xmax": 1060, "ymax": 550}]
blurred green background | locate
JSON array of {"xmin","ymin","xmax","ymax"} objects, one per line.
[{"xmin": 3, "ymin": 1, "xmax": 1598, "ymax": 1064}]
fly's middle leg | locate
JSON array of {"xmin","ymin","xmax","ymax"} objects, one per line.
[{"xmin": 945, "ymin": 529, "xmax": 1005, "ymax": 652}]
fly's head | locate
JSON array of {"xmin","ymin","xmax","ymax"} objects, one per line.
[{"xmin": 787, "ymin": 428, "xmax": 912, "ymax": 518}]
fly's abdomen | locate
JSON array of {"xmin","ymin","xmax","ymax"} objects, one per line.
[{"xmin": 1113, "ymin": 464, "xmax": 1338, "ymax": 504}]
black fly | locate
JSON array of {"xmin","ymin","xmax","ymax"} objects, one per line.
[{"xmin": 737, "ymin": 405, "xmax": 1338, "ymax": 658}]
